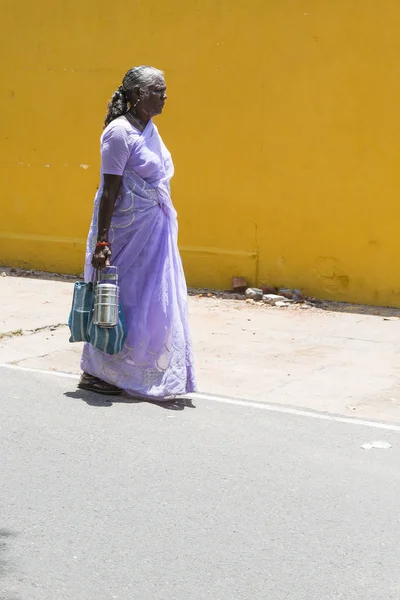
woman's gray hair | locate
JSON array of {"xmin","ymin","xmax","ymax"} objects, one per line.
[
  {"xmin": 122, "ymin": 65, "xmax": 164, "ymax": 95},
  {"xmin": 104, "ymin": 65, "xmax": 164, "ymax": 128}
]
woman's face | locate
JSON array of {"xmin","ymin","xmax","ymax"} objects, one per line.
[{"xmin": 137, "ymin": 77, "xmax": 167, "ymax": 119}]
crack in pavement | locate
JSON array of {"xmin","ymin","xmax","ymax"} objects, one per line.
[
  {"xmin": 0, "ymin": 323, "xmax": 67, "ymax": 340},
  {"xmin": 10, "ymin": 351, "xmax": 55, "ymax": 366}
]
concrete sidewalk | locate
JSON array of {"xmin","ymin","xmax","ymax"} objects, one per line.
[{"xmin": 1, "ymin": 274, "xmax": 400, "ymax": 422}]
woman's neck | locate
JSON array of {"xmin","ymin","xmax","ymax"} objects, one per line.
[
  {"xmin": 126, "ymin": 110, "xmax": 148, "ymax": 132},
  {"xmin": 129, "ymin": 108, "xmax": 149, "ymax": 124}
]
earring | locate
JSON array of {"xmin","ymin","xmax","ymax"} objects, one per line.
[{"xmin": 133, "ymin": 98, "xmax": 140, "ymax": 108}]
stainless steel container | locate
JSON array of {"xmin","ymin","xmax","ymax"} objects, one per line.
[{"xmin": 93, "ymin": 267, "xmax": 119, "ymax": 328}]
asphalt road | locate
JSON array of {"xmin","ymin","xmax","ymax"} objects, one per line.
[{"xmin": 1, "ymin": 367, "xmax": 400, "ymax": 600}]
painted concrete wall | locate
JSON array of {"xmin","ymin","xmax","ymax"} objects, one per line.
[{"xmin": 1, "ymin": 1, "xmax": 400, "ymax": 306}]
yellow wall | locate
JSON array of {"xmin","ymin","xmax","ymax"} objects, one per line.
[{"xmin": 1, "ymin": 0, "xmax": 400, "ymax": 306}]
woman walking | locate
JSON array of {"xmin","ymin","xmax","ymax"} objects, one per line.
[{"xmin": 79, "ymin": 66, "xmax": 196, "ymax": 399}]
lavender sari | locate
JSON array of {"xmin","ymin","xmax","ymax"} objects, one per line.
[{"xmin": 81, "ymin": 117, "xmax": 196, "ymax": 399}]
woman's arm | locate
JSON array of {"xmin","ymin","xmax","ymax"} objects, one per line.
[
  {"xmin": 91, "ymin": 121, "xmax": 132, "ymax": 269},
  {"xmin": 91, "ymin": 174, "xmax": 122, "ymax": 269}
]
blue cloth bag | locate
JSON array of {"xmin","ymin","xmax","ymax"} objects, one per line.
[{"xmin": 68, "ymin": 280, "xmax": 126, "ymax": 355}]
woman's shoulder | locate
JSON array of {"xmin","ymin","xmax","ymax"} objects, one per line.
[{"xmin": 101, "ymin": 117, "xmax": 139, "ymax": 144}]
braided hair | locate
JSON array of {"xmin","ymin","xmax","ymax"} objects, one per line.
[{"xmin": 104, "ymin": 65, "xmax": 164, "ymax": 128}]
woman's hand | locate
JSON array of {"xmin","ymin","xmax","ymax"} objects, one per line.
[{"xmin": 91, "ymin": 244, "xmax": 112, "ymax": 270}]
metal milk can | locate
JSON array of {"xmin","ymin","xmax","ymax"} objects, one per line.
[{"xmin": 93, "ymin": 266, "xmax": 120, "ymax": 328}]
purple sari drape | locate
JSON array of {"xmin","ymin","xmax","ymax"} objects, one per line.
[{"xmin": 81, "ymin": 119, "xmax": 196, "ymax": 399}]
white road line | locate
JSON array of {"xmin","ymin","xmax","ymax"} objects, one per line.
[
  {"xmin": 194, "ymin": 393, "xmax": 400, "ymax": 432},
  {"xmin": 0, "ymin": 363, "xmax": 77, "ymax": 379},
  {"xmin": 1, "ymin": 362, "xmax": 400, "ymax": 432}
]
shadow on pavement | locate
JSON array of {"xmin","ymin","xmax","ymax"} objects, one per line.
[
  {"xmin": 64, "ymin": 390, "xmax": 196, "ymax": 411},
  {"xmin": 0, "ymin": 528, "xmax": 19, "ymax": 600}
]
